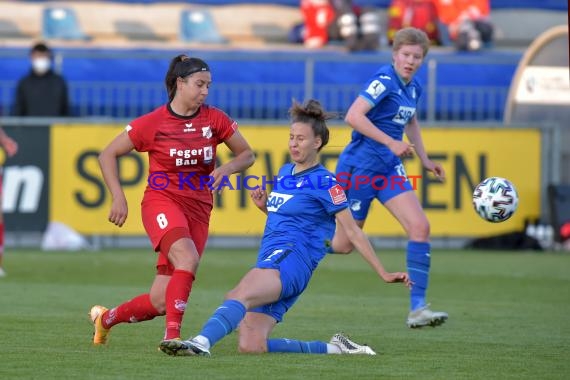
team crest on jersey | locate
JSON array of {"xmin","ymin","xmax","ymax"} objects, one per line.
[
  {"xmin": 328, "ymin": 184, "xmax": 347, "ymax": 205},
  {"xmin": 365, "ymin": 80, "xmax": 386, "ymax": 99},
  {"xmin": 350, "ymin": 199, "xmax": 362, "ymax": 212},
  {"xmin": 266, "ymin": 192, "xmax": 293, "ymax": 212},
  {"xmin": 392, "ymin": 106, "xmax": 416, "ymax": 125},
  {"xmin": 202, "ymin": 126, "xmax": 212, "ymax": 139}
]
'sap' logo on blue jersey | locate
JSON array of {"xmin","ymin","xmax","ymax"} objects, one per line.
[
  {"xmin": 392, "ymin": 106, "xmax": 416, "ymax": 125},
  {"xmin": 267, "ymin": 192, "xmax": 293, "ymax": 212}
]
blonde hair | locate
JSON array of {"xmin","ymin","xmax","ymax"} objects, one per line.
[{"xmin": 392, "ymin": 27, "xmax": 430, "ymax": 57}]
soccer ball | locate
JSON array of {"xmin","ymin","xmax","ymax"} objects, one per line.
[{"xmin": 472, "ymin": 177, "xmax": 519, "ymax": 223}]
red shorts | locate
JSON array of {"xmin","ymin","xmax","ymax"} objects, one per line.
[{"xmin": 141, "ymin": 191, "xmax": 211, "ymax": 275}]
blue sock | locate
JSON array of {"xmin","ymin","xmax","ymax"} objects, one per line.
[
  {"xmin": 267, "ymin": 338, "xmax": 328, "ymax": 354},
  {"xmin": 407, "ymin": 241, "xmax": 431, "ymax": 311},
  {"xmin": 199, "ymin": 299, "xmax": 246, "ymax": 348}
]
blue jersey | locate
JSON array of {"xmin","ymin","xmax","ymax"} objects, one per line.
[
  {"xmin": 340, "ymin": 64, "xmax": 423, "ymax": 173},
  {"xmin": 258, "ymin": 163, "xmax": 348, "ymax": 270}
]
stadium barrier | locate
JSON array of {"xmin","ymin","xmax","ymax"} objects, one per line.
[
  {"xmin": 0, "ymin": 117, "xmax": 558, "ymax": 249},
  {"xmin": 0, "ymin": 49, "xmax": 518, "ymax": 122}
]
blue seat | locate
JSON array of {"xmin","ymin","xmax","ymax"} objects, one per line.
[
  {"xmin": 180, "ymin": 9, "xmax": 227, "ymax": 44},
  {"xmin": 42, "ymin": 7, "xmax": 90, "ymax": 40}
]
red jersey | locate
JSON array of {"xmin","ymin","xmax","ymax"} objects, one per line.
[{"xmin": 127, "ymin": 103, "xmax": 237, "ymax": 206}]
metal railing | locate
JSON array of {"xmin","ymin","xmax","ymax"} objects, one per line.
[{"xmin": 0, "ymin": 50, "xmax": 517, "ymax": 122}]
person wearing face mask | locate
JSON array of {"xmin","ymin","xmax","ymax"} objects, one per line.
[{"xmin": 12, "ymin": 42, "xmax": 69, "ymax": 117}]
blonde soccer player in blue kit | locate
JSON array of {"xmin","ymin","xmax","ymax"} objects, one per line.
[{"xmin": 332, "ymin": 27, "xmax": 448, "ymax": 328}]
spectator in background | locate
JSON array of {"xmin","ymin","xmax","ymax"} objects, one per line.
[
  {"xmin": 298, "ymin": 0, "xmax": 382, "ymax": 52},
  {"xmin": 328, "ymin": 0, "xmax": 382, "ymax": 52},
  {"xmin": 299, "ymin": 0, "xmax": 336, "ymax": 48},
  {"xmin": 434, "ymin": 0, "xmax": 494, "ymax": 51},
  {"xmin": 0, "ymin": 127, "xmax": 18, "ymax": 277},
  {"xmin": 13, "ymin": 42, "xmax": 69, "ymax": 116}
]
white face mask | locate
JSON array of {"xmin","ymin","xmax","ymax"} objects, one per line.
[{"xmin": 32, "ymin": 57, "xmax": 51, "ymax": 75}]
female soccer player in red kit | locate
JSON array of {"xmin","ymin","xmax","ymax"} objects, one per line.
[
  {"xmin": 0, "ymin": 127, "xmax": 18, "ymax": 278},
  {"xmin": 90, "ymin": 55, "xmax": 255, "ymax": 349}
]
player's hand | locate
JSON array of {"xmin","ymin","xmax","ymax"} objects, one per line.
[
  {"xmin": 380, "ymin": 271, "xmax": 412, "ymax": 288},
  {"xmin": 1, "ymin": 136, "xmax": 18, "ymax": 157},
  {"xmin": 209, "ymin": 166, "xmax": 233, "ymax": 195},
  {"xmin": 249, "ymin": 188, "xmax": 268, "ymax": 209},
  {"xmin": 423, "ymin": 160, "xmax": 445, "ymax": 182},
  {"xmin": 388, "ymin": 140, "xmax": 415, "ymax": 158},
  {"xmin": 108, "ymin": 196, "xmax": 128, "ymax": 227}
]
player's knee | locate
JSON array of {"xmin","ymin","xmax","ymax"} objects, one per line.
[
  {"xmin": 332, "ymin": 236, "xmax": 355, "ymax": 254},
  {"xmin": 407, "ymin": 218, "xmax": 430, "ymax": 241},
  {"xmin": 151, "ymin": 299, "xmax": 166, "ymax": 315}
]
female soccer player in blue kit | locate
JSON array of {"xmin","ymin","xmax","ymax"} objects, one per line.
[
  {"xmin": 332, "ymin": 27, "xmax": 448, "ymax": 328},
  {"xmin": 159, "ymin": 99, "xmax": 411, "ymax": 357}
]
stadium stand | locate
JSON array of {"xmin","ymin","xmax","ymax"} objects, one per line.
[
  {"xmin": 0, "ymin": 1, "xmax": 566, "ymax": 120},
  {"xmin": 0, "ymin": 18, "xmax": 30, "ymax": 39},
  {"xmin": 180, "ymin": 9, "xmax": 227, "ymax": 44},
  {"xmin": 5, "ymin": 1, "xmax": 567, "ymax": 48},
  {"xmin": 114, "ymin": 19, "xmax": 166, "ymax": 42},
  {"xmin": 1, "ymin": 1, "xmax": 303, "ymax": 47},
  {"xmin": 42, "ymin": 6, "xmax": 90, "ymax": 40}
]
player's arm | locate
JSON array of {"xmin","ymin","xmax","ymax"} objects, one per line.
[
  {"xmin": 249, "ymin": 188, "xmax": 268, "ymax": 215},
  {"xmin": 345, "ymin": 97, "xmax": 414, "ymax": 157},
  {"xmin": 98, "ymin": 131, "xmax": 135, "ymax": 227},
  {"xmin": 0, "ymin": 128, "xmax": 18, "ymax": 157},
  {"xmin": 335, "ymin": 208, "xmax": 410, "ymax": 286},
  {"xmin": 404, "ymin": 116, "xmax": 445, "ymax": 181},
  {"xmin": 211, "ymin": 130, "xmax": 255, "ymax": 191}
]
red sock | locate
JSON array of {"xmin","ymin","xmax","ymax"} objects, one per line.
[
  {"xmin": 101, "ymin": 294, "xmax": 160, "ymax": 329},
  {"xmin": 164, "ymin": 269, "xmax": 195, "ymax": 340}
]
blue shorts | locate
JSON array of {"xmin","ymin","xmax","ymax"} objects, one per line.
[
  {"xmin": 250, "ymin": 247, "xmax": 313, "ymax": 323},
  {"xmin": 335, "ymin": 160, "xmax": 413, "ymax": 221}
]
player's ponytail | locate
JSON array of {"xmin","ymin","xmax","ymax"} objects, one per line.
[
  {"xmin": 165, "ymin": 54, "xmax": 188, "ymax": 102},
  {"xmin": 289, "ymin": 99, "xmax": 336, "ymax": 152}
]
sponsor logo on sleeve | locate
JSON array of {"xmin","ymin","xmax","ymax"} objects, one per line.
[
  {"xmin": 365, "ymin": 80, "xmax": 386, "ymax": 99},
  {"xmin": 329, "ymin": 184, "xmax": 347, "ymax": 205}
]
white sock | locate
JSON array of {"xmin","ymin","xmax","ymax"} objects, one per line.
[
  {"xmin": 193, "ymin": 334, "xmax": 211, "ymax": 349},
  {"xmin": 327, "ymin": 343, "xmax": 342, "ymax": 354}
]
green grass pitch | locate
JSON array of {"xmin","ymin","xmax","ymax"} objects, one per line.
[{"xmin": 0, "ymin": 248, "xmax": 568, "ymax": 379}]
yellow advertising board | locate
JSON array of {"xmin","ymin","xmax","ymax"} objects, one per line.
[
  {"xmin": 50, "ymin": 124, "xmax": 540, "ymax": 237},
  {"xmin": 50, "ymin": 124, "xmax": 146, "ymax": 234}
]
